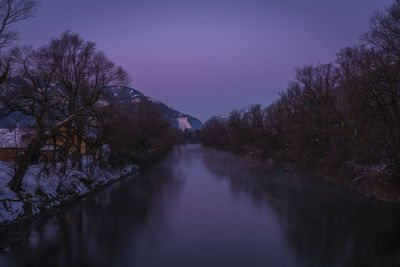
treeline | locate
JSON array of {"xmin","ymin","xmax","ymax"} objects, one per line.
[
  {"xmin": 102, "ymin": 98, "xmax": 177, "ymax": 168},
  {"xmin": 201, "ymin": 1, "xmax": 400, "ymax": 179},
  {"xmin": 0, "ymin": 1, "xmax": 177, "ymax": 192}
]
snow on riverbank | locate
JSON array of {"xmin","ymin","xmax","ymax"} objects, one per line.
[{"xmin": 0, "ymin": 159, "xmax": 138, "ymax": 224}]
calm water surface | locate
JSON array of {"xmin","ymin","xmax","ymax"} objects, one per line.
[{"xmin": 1, "ymin": 145, "xmax": 400, "ymax": 266}]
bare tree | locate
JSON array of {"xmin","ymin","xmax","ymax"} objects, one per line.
[
  {"xmin": 102, "ymin": 100, "xmax": 177, "ymax": 167},
  {"xmin": 0, "ymin": 0, "xmax": 36, "ymax": 47},
  {"xmin": 2, "ymin": 44, "xmax": 81, "ymax": 191},
  {"xmin": 363, "ymin": 0, "xmax": 400, "ymax": 59},
  {"xmin": 334, "ymin": 1, "xmax": 400, "ymax": 173},
  {"xmin": 0, "ymin": 0, "xmax": 37, "ymax": 84},
  {"xmin": 43, "ymin": 31, "xmax": 130, "ymax": 172},
  {"xmin": 5, "ymin": 32, "xmax": 130, "ymax": 192},
  {"xmin": 199, "ymin": 0, "xmax": 400, "ymax": 180}
]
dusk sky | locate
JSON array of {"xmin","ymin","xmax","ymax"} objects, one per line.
[{"xmin": 15, "ymin": 0, "xmax": 393, "ymax": 122}]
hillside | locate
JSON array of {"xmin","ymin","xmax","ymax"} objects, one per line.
[
  {"xmin": 102, "ymin": 86, "xmax": 203, "ymax": 131},
  {"xmin": 0, "ymin": 82, "xmax": 203, "ymax": 131}
]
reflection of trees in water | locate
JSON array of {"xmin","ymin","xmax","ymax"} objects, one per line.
[
  {"xmin": 9, "ymin": 160, "xmax": 185, "ymax": 267},
  {"xmin": 201, "ymin": 148, "xmax": 400, "ymax": 267},
  {"xmin": 200, "ymin": 149, "xmax": 282, "ymax": 207}
]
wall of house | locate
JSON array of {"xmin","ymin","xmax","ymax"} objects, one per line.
[{"xmin": 0, "ymin": 148, "xmax": 24, "ymax": 162}]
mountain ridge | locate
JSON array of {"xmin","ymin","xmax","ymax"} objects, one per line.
[
  {"xmin": 102, "ymin": 86, "xmax": 203, "ymax": 131},
  {"xmin": 205, "ymin": 115, "xmax": 229, "ymax": 125},
  {"xmin": 0, "ymin": 81, "xmax": 203, "ymax": 131}
]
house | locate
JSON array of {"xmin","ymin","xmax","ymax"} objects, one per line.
[{"xmin": 0, "ymin": 128, "xmax": 56, "ymax": 162}]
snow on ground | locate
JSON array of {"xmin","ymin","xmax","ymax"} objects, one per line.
[
  {"xmin": 0, "ymin": 159, "xmax": 138, "ymax": 224},
  {"xmin": 0, "ymin": 186, "xmax": 23, "ymax": 222},
  {"xmin": 0, "ymin": 162, "xmax": 24, "ymax": 222},
  {"xmin": 177, "ymin": 117, "xmax": 192, "ymax": 131}
]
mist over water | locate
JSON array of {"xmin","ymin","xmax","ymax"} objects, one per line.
[{"xmin": 1, "ymin": 145, "xmax": 400, "ymax": 267}]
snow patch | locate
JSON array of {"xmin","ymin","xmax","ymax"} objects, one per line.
[
  {"xmin": 97, "ymin": 100, "xmax": 110, "ymax": 106},
  {"xmin": 0, "ymin": 187, "xmax": 24, "ymax": 222},
  {"xmin": 0, "ymin": 158, "xmax": 138, "ymax": 224},
  {"xmin": 0, "ymin": 163, "xmax": 24, "ymax": 222},
  {"xmin": 58, "ymin": 172, "xmax": 89, "ymax": 197},
  {"xmin": 177, "ymin": 117, "xmax": 192, "ymax": 130}
]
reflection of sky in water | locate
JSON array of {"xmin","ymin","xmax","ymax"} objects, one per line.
[{"xmin": 1, "ymin": 145, "xmax": 400, "ymax": 266}]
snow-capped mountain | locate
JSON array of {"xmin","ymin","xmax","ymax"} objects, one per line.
[
  {"xmin": 205, "ymin": 115, "xmax": 230, "ymax": 125},
  {"xmin": 102, "ymin": 86, "xmax": 203, "ymax": 131},
  {"xmin": 0, "ymin": 80, "xmax": 202, "ymax": 131}
]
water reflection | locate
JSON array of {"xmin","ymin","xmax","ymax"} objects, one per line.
[
  {"xmin": 4, "ymin": 158, "xmax": 184, "ymax": 267},
  {"xmin": 1, "ymin": 145, "xmax": 400, "ymax": 267},
  {"xmin": 201, "ymin": 148, "xmax": 400, "ymax": 267}
]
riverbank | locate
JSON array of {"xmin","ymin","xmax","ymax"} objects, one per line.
[
  {"xmin": 0, "ymin": 159, "xmax": 138, "ymax": 228},
  {"xmin": 322, "ymin": 165, "xmax": 400, "ymax": 202},
  {"xmin": 2, "ymin": 144, "xmax": 399, "ymax": 267},
  {"xmin": 240, "ymin": 149, "xmax": 400, "ymax": 203}
]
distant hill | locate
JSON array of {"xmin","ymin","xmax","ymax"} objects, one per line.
[
  {"xmin": 102, "ymin": 86, "xmax": 203, "ymax": 131},
  {"xmin": 205, "ymin": 115, "xmax": 229, "ymax": 125},
  {"xmin": 0, "ymin": 81, "xmax": 203, "ymax": 131}
]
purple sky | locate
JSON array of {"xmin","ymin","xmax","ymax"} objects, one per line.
[{"xmin": 15, "ymin": 0, "xmax": 393, "ymax": 122}]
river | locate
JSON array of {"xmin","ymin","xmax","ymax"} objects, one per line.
[{"xmin": 1, "ymin": 145, "xmax": 400, "ymax": 267}]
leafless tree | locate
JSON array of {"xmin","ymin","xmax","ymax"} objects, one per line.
[
  {"xmin": 43, "ymin": 31, "xmax": 130, "ymax": 172},
  {"xmin": 363, "ymin": 0, "xmax": 400, "ymax": 59},
  {"xmin": 0, "ymin": 0, "xmax": 37, "ymax": 84},
  {"xmin": 200, "ymin": 0, "xmax": 400, "ymax": 180},
  {"xmin": 101, "ymin": 100, "xmax": 177, "ymax": 167},
  {"xmin": 334, "ymin": 1, "xmax": 400, "ymax": 173},
  {"xmin": 4, "ymin": 32, "xmax": 130, "ymax": 191}
]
